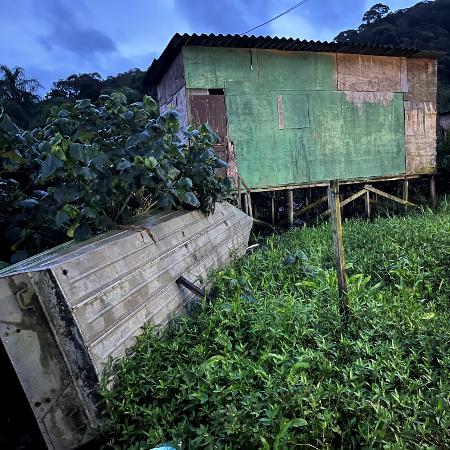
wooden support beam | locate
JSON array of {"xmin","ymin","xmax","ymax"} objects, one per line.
[
  {"xmin": 403, "ymin": 179, "xmax": 409, "ymax": 212},
  {"xmin": 364, "ymin": 184, "xmax": 416, "ymax": 207},
  {"xmin": 288, "ymin": 189, "xmax": 294, "ymax": 227},
  {"xmin": 238, "ymin": 173, "xmax": 251, "ymax": 193},
  {"xmin": 247, "ymin": 192, "xmax": 253, "ymax": 218},
  {"xmin": 322, "ymin": 188, "xmax": 367, "ymax": 217},
  {"xmin": 430, "ymin": 175, "xmax": 436, "ymax": 209},
  {"xmin": 243, "ymin": 192, "xmax": 249, "ymax": 215},
  {"xmin": 328, "ymin": 180, "xmax": 349, "ymax": 324},
  {"xmin": 271, "ymin": 192, "xmax": 276, "ymax": 226},
  {"xmin": 237, "ymin": 176, "xmax": 242, "ymax": 209},
  {"xmin": 294, "ymin": 195, "xmax": 328, "ymax": 218},
  {"xmin": 365, "ymin": 189, "xmax": 371, "ymax": 220}
]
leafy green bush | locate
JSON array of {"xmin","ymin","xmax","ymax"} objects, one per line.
[
  {"xmin": 100, "ymin": 204, "xmax": 450, "ymax": 449},
  {"xmin": 0, "ymin": 93, "xmax": 231, "ymax": 264}
]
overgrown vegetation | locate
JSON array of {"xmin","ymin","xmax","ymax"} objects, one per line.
[
  {"xmin": 0, "ymin": 94, "xmax": 231, "ymax": 265},
  {"xmin": 101, "ymin": 204, "xmax": 450, "ymax": 449}
]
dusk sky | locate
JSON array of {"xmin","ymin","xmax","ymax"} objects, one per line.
[{"xmin": 0, "ymin": 0, "xmax": 420, "ymax": 92}]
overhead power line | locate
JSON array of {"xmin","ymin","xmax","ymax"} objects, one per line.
[{"xmin": 241, "ymin": 0, "xmax": 313, "ymax": 35}]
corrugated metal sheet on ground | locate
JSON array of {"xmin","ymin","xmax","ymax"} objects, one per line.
[{"xmin": 0, "ymin": 203, "xmax": 252, "ymax": 449}]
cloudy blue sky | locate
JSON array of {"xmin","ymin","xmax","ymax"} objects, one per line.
[{"xmin": 0, "ymin": 0, "xmax": 420, "ymax": 92}]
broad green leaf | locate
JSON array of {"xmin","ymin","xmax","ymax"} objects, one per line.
[
  {"xmin": 184, "ymin": 192, "xmax": 200, "ymax": 208},
  {"xmin": 66, "ymin": 223, "xmax": 79, "ymax": 238},
  {"xmin": 63, "ymin": 204, "xmax": 80, "ymax": 219},
  {"xmin": 54, "ymin": 184, "xmax": 79, "ymax": 204},
  {"xmin": 40, "ymin": 154, "xmax": 63, "ymax": 179},
  {"xmin": 420, "ymin": 312, "xmax": 436, "ymax": 320},
  {"xmin": 20, "ymin": 198, "xmax": 39, "ymax": 208},
  {"xmin": 143, "ymin": 95, "xmax": 157, "ymax": 113},
  {"xmin": 117, "ymin": 159, "xmax": 132, "ymax": 170},
  {"xmin": 55, "ymin": 210, "xmax": 70, "ymax": 226}
]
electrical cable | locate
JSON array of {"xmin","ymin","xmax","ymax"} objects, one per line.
[{"xmin": 241, "ymin": 0, "xmax": 313, "ymax": 35}]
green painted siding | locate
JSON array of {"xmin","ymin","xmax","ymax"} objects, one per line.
[{"xmin": 183, "ymin": 47, "xmax": 406, "ymax": 189}]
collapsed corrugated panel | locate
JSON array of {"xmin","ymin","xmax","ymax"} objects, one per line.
[{"xmin": 0, "ymin": 203, "xmax": 252, "ymax": 449}]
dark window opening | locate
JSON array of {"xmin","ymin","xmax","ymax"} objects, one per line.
[{"xmin": 208, "ymin": 88, "xmax": 224, "ymax": 95}]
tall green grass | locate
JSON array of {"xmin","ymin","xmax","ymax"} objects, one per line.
[{"xmin": 100, "ymin": 203, "xmax": 450, "ymax": 449}]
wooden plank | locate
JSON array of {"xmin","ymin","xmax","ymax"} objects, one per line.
[
  {"xmin": 322, "ymin": 188, "xmax": 367, "ymax": 217},
  {"xmin": 237, "ymin": 175, "xmax": 242, "ymax": 209},
  {"xmin": 288, "ymin": 189, "xmax": 294, "ymax": 227},
  {"xmin": 233, "ymin": 174, "xmax": 422, "ymax": 193},
  {"xmin": 156, "ymin": 51, "xmax": 185, "ymax": 106},
  {"xmin": 364, "ymin": 184, "xmax": 416, "ymax": 207},
  {"xmin": 403, "ymin": 179, "xmax": 409, "ymax": 212},
  {"xmin": 188, "ymin": 94, "xmax": 227, "ymax": 142},
  {"xmin": 404, "ymin": 100, "xmax": 437, "ymax": 174},
  {"xmin": 336, "ymin": 53, "xmax": 406, "ymax": 92},
  {"xmin": 365, "ymin": 190, "xmax": 371, "ymax": 220},
  {"xmin": 294, "ymin": 195, "xmax": 328, "ymax": 217},
  {"xmin": 271, "ymin": 192, "xmax": 276, "ymax": 226},
  {"xmin": 246, "ymin": 192, "xmax": 253, "ymax": 218},
  {"xmin": 404, "ymin": 58, "xmax": 437, "ymax": 102},
  {"xmin": 277, "ymin": 95, "xmax": 285, "ymax": 129},
  {"xmin": 328, "ymin": 180, "xmax": 349, "ymax": 324},
  {"xmin": 430, "ymin": 175, "xmax": 436, "ymax": 209}
]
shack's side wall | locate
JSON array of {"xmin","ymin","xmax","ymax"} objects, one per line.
[
  {"xmin": 182, "ymin": 46, "xmax": 435, "ymax": 189},
  {"xmin": 156, "ymin": 51, "xmax": 188, "ymax": 128}
]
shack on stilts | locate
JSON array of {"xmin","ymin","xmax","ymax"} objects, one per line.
[{"xmin": 145, "ymin": 33, "xmax": 438, "ymax": 223}]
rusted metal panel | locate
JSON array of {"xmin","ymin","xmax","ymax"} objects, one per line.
[
  {"xmin": 0, "ymin": 203, "xmax": 252, "ymax": 449},
  {"xmin": 188, "ymin": 94, "xmax": 227, "ymax": 142},
  {"xmin": 337, "ymin": 53, "xmax": 407, "ymax": 92},
  {"xmin": 188, "ymin": 93, "xmax": 231, "ymax": 176},
  {"xmin": 404, "ymin": 58, "xmax": 437, "ymax": 102},
  {"xmin": 405, "ymin": 101, "xmax": 437, "ymax": 174}
]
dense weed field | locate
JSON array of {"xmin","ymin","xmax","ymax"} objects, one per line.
[{"xmin": 100, "ymin": 204, "xmax": 450, "ymax": 449}]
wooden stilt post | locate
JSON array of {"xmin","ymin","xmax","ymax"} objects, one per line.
[
  {"xmin": 271, "ymin": 192, "xmax": 276, "ymax": 226},
  {"xmin": 365, "ymin": 189, "xmax": 371, "ymax": 220},
  {"xmin": 247, "ymin": 192, "xmax": 253, "ymax": 218},
  {"xmin": 430, "ymin": 175, "xmax": 436, "ymax": 209},
  {"xmin": 328, "ymin": 180, "xmax": 349, "ymax": 324},
  {"xmin": 288, "ymin": 189, "xmax": 294, "ymax": 227},
  {"xmin": 243, "ymin": 192, "xmax": 249, "ymax": 215},
  {"xmin": 237, "ymin": 176, "xmax": 242, "ymax": 209},
  {"xmin": 403, "ymin": 179, "xmax": 409, "ymax": 213}
]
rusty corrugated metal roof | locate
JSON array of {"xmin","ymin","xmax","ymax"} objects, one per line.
[{"xmin": 144, "ymin": 33, "xmax": 437, "ymax": 86}]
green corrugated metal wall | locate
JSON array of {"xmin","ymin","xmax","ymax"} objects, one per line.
[{"xmin": 183, "ymin": 47, "xmax": 406, "ymax": 189}]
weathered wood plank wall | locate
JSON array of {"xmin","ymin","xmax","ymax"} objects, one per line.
[{"xmin": 158, "ymin": 47, "xmax": 436, "ymax": 190}]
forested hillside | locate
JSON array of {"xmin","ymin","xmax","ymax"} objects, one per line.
[
  {"xmin": 335, "ymin": 0, "xmax": 450, "ymax": 111},
  {"xmin": 0, "ymin": 67, "xmax": 148, "ymax": 128}
]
